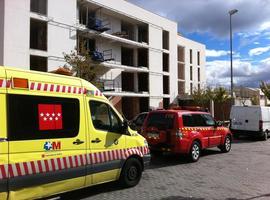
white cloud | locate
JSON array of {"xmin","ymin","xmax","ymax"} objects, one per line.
[
  {"xmin": 249, "ymin": 46, "xmax": 270, "ymax": 56},
  {"xmin": 254, "ymin": 41, "xmax": 260, "ymax": 45},
  {"xmin": 260, "ymin": 21, "xmax": 270, "ymax": 31},
  {"xmin": 206, "ymin": 49, "xmax": 229, "ymax": 57},
  {"xmin": 206, "ymin": 59, "xmax": 270, "ymax": 87}
]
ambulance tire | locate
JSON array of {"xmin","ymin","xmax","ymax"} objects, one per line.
[
  {"xmin": 119, "ymin": 158, "xmax": 143, "ymax": 188},
  {"xmin": 189, "ymin": 141, "xmax": 201, "ymax": 162}
]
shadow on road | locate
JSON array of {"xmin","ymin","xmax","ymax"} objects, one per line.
[
  {"xmin": 59, "ymin": 181, "xmax": 122, "ymax": 200},
  {"xmin": 232, "ymin": 136, "xmax": 266, "ymax": 144}
]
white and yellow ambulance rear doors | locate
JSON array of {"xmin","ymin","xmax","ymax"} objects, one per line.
[
  {"xmin": 0, "ymin": 67, "xmax": 8, "ymax": 200},
  {"xmin": 6, "ymin": 70, "xmax": 87, "ymax": 199},
  {"xmin": 85, "ymin": 97, "xmax": 127, "ymax": 185}
]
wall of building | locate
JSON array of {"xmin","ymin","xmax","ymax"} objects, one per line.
[
  {"xmin": 3, "ymin": 0, "xmax": 30, "ymax": 69},
  {"xmin": 0, "ymin": 0, "xmax": 4, "ymax": 65},
  {"xmin": 47, "ymin": 0, "xmax": 77, "ymax": 71},
  {"xmin": 177, "ymin": 35, "xmax": 206, "ymax": 95}
]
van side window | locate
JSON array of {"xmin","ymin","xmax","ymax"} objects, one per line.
[
  {"xmin": 8, "ymin": 94, "xmax": 80, "ymax": 141},
  {"xmin": 90, "ymin": 101, "xmax": 122, "ymax": 133}
]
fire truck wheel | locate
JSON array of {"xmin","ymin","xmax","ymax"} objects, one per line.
[
  {"xmin": 119, "ymin": 158, "xmax": 142, "ymax": 188},
  {"xmin": 220, "ymin": 135, "xmax": 232, "ymax": 153},
  {"xmin": 189, "ymin": 141, "xmax": 201, "ymax": 162}
]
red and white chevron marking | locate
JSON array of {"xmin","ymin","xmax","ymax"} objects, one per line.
[
  {"xmin": 0, "ymin": 79, "xmax": 11, "ymax": 88},
  {"xmin": 0, "ymin": 146, "xmax": 149, "ymax": 180},
  {"xmin": 29, "ymin": 82, "xmax": 85, "ymax": 95},
  {"xmin": 0, "ymin": 78, "xmax": 103, "ymax": 96}
]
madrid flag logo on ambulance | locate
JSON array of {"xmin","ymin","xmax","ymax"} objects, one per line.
[{"xmin": 38, "ymin": 104, "xmax": 63, "ymax": 130}]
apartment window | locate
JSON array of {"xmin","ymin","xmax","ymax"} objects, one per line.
[
  {"xmin": 197, "ymin": 51, "xmax": 200, "ymax": 66},
  {"xmin": 30, "ymin": 55, "xmax": 47, "ymax": 72},
  {"xmin": 30, "ymin": 19, "xmax": 47, "ymax": 51},
  {"xmin": 138, "ymin": 25, "xmax": 148, "ymax": 43},
  {"xmin": 30, "ymin": 0, "xmax": 47, "ymax": 15},
  {"xmin": 77, "ymin": 35, "xmax": 95, "ymax": 53},
  {"xmin": 178, "ymin": 63, "xmax": 185, "ymax": 80},
  {"xmin": 190, "ymin": 83, "xmax": 193, "ymax": 95},
  {"xmin": 121, "ymin": 47, "xmax": 134, "ymax": 66},
  {"xmin": 163, "ymin": 76, "xmax": 170, "ymax": 95},
  {"xmin": 190, "ymin": 49, "xmax": 193, "ymax": 64},
  {"xmin": 163, "ymin": 53, "xmax": 169, "ymax": 72},
  {"xmin": 163, "ymin": 98, "xmax": 170, "ymax": 109},
  {"xmin": 178, "ymin": 81, "xmax": 185, "ymax": 96},
  {"xmin": 121, "ymin": 21, "xmax": 135, "ymax": 41},
  {"xmin": 138, "ymin": 48, "xmax": 148, "ymax": 68},
  {"xmin": 162, "ymin": 30, "xmax": 169, "ymax": 50},
  {"xmin": 198, "ymin": 68, "xmax": 201, "ymax": 82},
  {"xmin": 178, "ymin": 46, "xmax": 185, "ymax": 62},
  {"xmin": 190, "ymin": 66, "xmax": 193, "ymax": 81}
]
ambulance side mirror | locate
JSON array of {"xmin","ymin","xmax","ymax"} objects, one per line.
[{"xmin": 121, "ymin": 120, "xmax": 129, "ymax": 135}]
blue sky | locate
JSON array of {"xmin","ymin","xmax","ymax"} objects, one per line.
[{"xmin": 129, "ymin": 0, "xmax": 270, "ymax": 88}]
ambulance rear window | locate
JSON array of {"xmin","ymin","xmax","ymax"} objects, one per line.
[{"xmin": 8, "ymin": 94, "xmax": 79, "ymax": 141}]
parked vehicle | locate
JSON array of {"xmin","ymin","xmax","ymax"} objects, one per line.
[
  {"xmin": 230, "ymin": 105, "xmax": 270, "ymax": 140},
  {"xmin": 130, "ymin": 112, "xmax": 148, "ymax": 133},
  {"xmin": 0, "ymin": 66, "xmax": 150, "ymax": 200},
  {"xmin": 141, "ymin": 109, "xmax": 232, "ymax": 162}
]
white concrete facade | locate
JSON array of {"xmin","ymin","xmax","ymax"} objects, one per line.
[{"xmin": 0, "ymin": 0, "xmax": 206, "ymax": 118}]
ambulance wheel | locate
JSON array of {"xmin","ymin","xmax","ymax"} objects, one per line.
[
  {"xmin": 220, "ymin": 135, "xmax": 232, "ymax": 153},
  {"xmin": 120, "ymin": 158, "xmax": 142, "ymax": 188},
  {"xmin": 189, "ymin": 141, "xmax": 201, "ymax": 162}
]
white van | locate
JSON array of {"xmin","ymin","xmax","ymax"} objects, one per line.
[{"xmin": 230, "ymin": 106, "xmax": 270, "ymax": 140}]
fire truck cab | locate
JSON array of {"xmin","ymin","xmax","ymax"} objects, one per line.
[{"xmin": 141, "ymin": 109, "xmax": 232, "ymax": 162}]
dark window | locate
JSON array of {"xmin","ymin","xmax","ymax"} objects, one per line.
[
  {"xmin": 198, "ymin": 68, "xmax": 201, "ymax": 82},
  {"xmin": 30, "ymin": 55, "xmax": 47, "ymax": 72},
  {"xmin": 121, "ymin": 47, "xmax": 134, "ymax": 66},
  {"xmin": 202, "ymin": 114, "xmax": 215, "ymax": 126},
  {"xmin": 190, "ymin": 83, "xmax": 193, "ymax": 95},
  {"xmin": 135, "ymin": 113, "xmax": 147, "ymax": 126},
  {"xmin": 90, "ymin": 101, "xmax": 122, "ymax": 133},
  {"xmin": 162, "ymin": 30, "xmax": 169, "ymax": 50},
  {"xmin": 163, "ymin": 53, "xmax": 169, "ymax": 72},
  {"xmin": 190, "ymin": 49, "xmax": 193, "ymax": 64},
  {"xmin": 147, "ymin": 113, "xmax": 175, "ymax": 130},
  {"xmin": 192, "ymin": 114, "xmax": 206, "ymax": 127},
  {"xmin": 30, "ymin": 0, "xmax": 47, "ymax": 15},
  {"xmin": 8, "ymin": 94, "xmax": 80, "ymax": 141},
  {"xmin": 190, "ymin": 66, "xmax": 193, "ymax": 81},
  {"xmin": 197, "ymin": 51, "xmax": 200, "ymax": 66},
  {"xmin": 182, "ymin": 114, "xmax": 195, "ymax": 127},
  {"xmin": 163, "ymin": 76, "xmax": 170, "ymax": 94},
  {"xmin": 30, "ymin": 19, "xmax": 47, "ymax": 51}
]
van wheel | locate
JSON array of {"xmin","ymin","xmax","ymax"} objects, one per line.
[
  {"xmin": 261, "ymin": 132, "xmax": 268, "ymax": 141},
  {"xmin": 189, "ymin": 141, "xmax": 200, "ymax": 162},
  {"xmin": 119, "ymin": 158, "xmax": 142, "ymax": 188},
  {"xmin": 220, "ymin": 136, "xmax": 232, "ymax": 153}
]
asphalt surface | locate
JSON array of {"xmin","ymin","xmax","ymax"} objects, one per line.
[{"xmin": 59, "ymin": 137, "xmax": 270, "ymax": 200}]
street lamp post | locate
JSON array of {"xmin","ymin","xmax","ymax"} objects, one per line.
[{"xmin": 229, "ymin": 9, "xmax": 238, "ymax": 105}]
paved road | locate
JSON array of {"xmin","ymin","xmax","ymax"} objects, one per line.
[{"xmin": 60, "ymin": 137, "xmax": 270, "ymax": 200}]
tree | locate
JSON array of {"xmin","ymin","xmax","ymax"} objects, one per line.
[
  {"xmin": 213, "ymin": 87, "xmax": 230, "ymax": 121},
  {"xmin": 63, "ymin": 42, "xmax": 106, "ymax": 88},
  {"xmin": 191, "ymin": 88, "xmax": 208, "ymax": 108},
  {"xmin": 191, "ymin": 87, "xmax": 214, "ymax": 109},
  {"xmin": 251, "ymin": 95, "xmax": 260, "ymax": 105},
  {"xmin": 260, "ymin": 81, "xmax": 270, "ymax": 101}
]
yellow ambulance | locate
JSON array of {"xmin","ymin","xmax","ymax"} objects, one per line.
[{"xmin": 0, "ymin": 66, "xmax": 150, "ymax": 200}]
